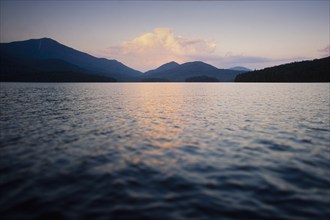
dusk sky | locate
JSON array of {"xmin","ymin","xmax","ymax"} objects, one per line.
[{"xmin": 1, "ymin": 0, "xmax": 329, "ymax": 71}]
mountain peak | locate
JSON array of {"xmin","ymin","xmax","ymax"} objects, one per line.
[
  {"xmin": 27, "ymin": 37, "xmax": 59, "ymax": 44},
  {"xmin": 39, "ymin": 37, "xmax": 56, "ymax": 41},
  {"xmin": 184, "ymin": 61, "xmax": 212, "ymax": 66},
  {"xmin": 229, "ymin": 66, "xmax": 251, "ymax": 72},
  {"xmin": 166, "ymin": 61, "xmax": 179, "ymax": 66},
  {"xmin": 144, "ymin": 61, "xmax": 180, "ymax": 74},
  {"xmin": 157, "ymin": 61, "xmax": 180, "ymax": 69},
  {"xmin": 182, "ymin": 61, "xmax": 218, "ymax": 70}
]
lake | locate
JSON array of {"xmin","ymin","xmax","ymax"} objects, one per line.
[{"xmin": 0, "ymin": 83, "xmax": 329, "ymax": 220}]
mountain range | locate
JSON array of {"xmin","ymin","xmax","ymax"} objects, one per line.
[
  {"xmin": 142, "ymin": 61, "xmax": 243, "ymax": 82},
  {"xmin": 0, "ymin": 38, "xmax": 248, "ymax": 82},
  {"xmin": 1, "ymin": 38, "xmax": 328, "ymax": 83}
]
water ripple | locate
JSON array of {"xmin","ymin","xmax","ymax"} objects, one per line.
[{"xmin": 0, "ymin": 83, "xmax": 329, "ymax": 219}]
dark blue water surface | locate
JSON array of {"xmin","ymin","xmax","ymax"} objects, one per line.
[{"xmin": 0, "ymin": 83, "xmax": 329, "ymax": 220}]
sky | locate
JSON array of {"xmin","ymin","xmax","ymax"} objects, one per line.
[{"xmin": 0, "ymin": 0, "xmax": 329, "ymax": 71}]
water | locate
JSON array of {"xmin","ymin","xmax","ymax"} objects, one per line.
[{"xmin": 0, "ymin": 83, "xmax": 329, "ymax": 220}]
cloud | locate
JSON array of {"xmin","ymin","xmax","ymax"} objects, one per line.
[
  {"xmin": 100, "ymin": 27, "xmax": 314, "ymax": 71},
  {"xmin": 104, "ymin": 28, "xmax": 216, "ymax": 71},
  {"xmin": 319, "ymin": 45, "xmax": 330, "ymax": 57}
]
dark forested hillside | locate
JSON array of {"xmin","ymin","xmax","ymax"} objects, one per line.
[
  {"xmin": 0, "ymin": 71, "xmax": 117, "ymax": 82},
  {"xmin": 0, "ymin": 56, "xmax": 116, "ymax": 82},
  {"xmin": 235, "ymin": 57, "xmax": 330, "ymax": 82}
]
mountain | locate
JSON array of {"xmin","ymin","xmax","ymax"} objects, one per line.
[
  {"xmin": 144, "ymin": 61, "xmax": 180, "ymax": 75},
  {"xmin": 141, "ymin": 61, "xmax": 243, "ymax": 82},
  {"xmin": 0, "ymin": 38, "xmax": 141, "ymax": 82},
  {"xmin": 235, "ymin": 57, "xmax": 330, "ymax": 82},
  {"xmin": 229, "ymin": 66, "xmax": 251, "ymax": 72}
]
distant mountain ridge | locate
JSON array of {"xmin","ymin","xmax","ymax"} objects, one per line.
[
  {"xmin": 142, "ymin": 61, "xmax": 244, "ymax": 82},
  {"xmin": 0, "ymin": 38, "xmax": 141, "ymax": 82},
  {"xmin": 229, "ymin": 66, "xmax": 251, "ymax": 72},
  {"xmin": 235, "ymin": 57, "xmax": 330, "ymax": 82}
]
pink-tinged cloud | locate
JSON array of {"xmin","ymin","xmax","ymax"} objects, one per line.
[
  {"xmin": 99, "ymin": 28, "xmax": 315, "ymax": 71},
  {"xmin": 103, "ymin": 28, "xmax": 216, "ymax": 71}
]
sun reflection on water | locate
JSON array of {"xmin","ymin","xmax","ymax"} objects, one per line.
[{"xmin": 131, "ymin": 83, "xmax": 188, "ymax": 148}]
